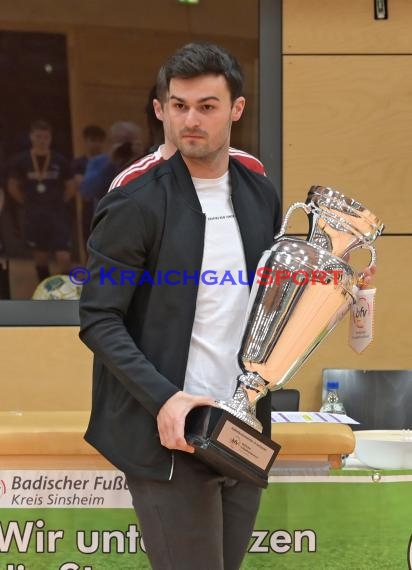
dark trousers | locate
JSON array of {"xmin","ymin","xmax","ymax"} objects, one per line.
[{"xmin": 125, "ymin": 451, "xmax": 261, "ymax": 570}]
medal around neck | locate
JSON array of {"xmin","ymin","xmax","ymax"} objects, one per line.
[
  {"xmin": 31, "ymin": 151, "xmax": 50, "ymax": 194},
  {"xmin": 186, "ymin": 185, "xmax": 384, "ymax": 488}
]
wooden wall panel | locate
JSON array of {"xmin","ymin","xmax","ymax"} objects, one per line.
[
  {"xmin": 283, "ymin": 55, "xmax": 412, "ymax": 234},
  {"xmin": 282, "ymin": 0, "xmax": 412, "ymax": 412},
  {"xmin": 284, "ymin": 0, "xmax": 412, "ymax": 54},
  {"xmin": 286, "ymin": 236, "xmax": 412, "ymax": 411},
  {"xmin": 0, "ymin": 0, "xmax": 257, "ymax": 38},
  {"xmin": 0, "ymin": 328, "xmax": 92, "ymax": 412},
  {"xmin": 75, "ymin": 84, "xmax": 149, "ymax": 144},
  {"xmin": 72, "ymin": 28, "xmax": 191, "ymax": 87}
]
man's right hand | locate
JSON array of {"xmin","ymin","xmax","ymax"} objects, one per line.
[{"xmin": 157, "ymin": 391, "xmax": 215, "ymax": 453}]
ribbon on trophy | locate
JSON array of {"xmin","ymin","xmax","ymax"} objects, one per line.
[{"xmin": 349, "ymin": 287, "xmax": 376, "ymax": 353}]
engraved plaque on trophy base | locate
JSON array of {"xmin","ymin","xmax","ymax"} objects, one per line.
[{"xmin": 185, "ymin": 406, "xmax": 281, "ymax": 488}]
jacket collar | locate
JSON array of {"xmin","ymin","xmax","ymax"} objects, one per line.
[
  {"xmin": 168, "ymin": 151, "xmax": 265, "ymax": 277},
  {"xmin": 229, "ymin": 158, "xmax": 267, "ymax": 278},
  {"xmin": 167, "ymin": 151, "xmax": 203, "ymax": 213}
]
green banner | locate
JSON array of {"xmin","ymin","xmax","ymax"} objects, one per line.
[{"xmin": 1, "ymin": 469, "xmax": 411, "ymax": 569}]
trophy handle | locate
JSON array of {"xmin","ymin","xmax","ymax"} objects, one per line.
[
  {"xmin": 274, "ymin": 202, "xmax": 311, "ymax": 239},
  {"xmin": 354, "ymin": 244, "xmax": 377, "ymax": 287}
]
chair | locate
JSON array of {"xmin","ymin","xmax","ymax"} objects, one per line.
[{"xmin": 270, "ymin": 388, "xmax": 300, "ymax": 411}]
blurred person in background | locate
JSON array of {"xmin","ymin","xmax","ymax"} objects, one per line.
[
  {"xmin": 72, "ymin": 125, "xmax": 106, "ymax": 246},
  {"xmin": 7, "ymin": 119, "xmax": 75, "ymax": 283},
  {"xmin": 78, "ymin": 121, "xmax": 144, "ymax": 205},
  {"xmin": 72, "ymin": 124, "xmax": 106, "ymax": 184}
]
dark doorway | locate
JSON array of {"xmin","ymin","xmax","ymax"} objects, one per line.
[
  {"xmin": 0, "ymin": 30, "xmax": 72, "ymax": 159},
  {"xmin": 0, "ymin": 31, "xmax": 73, "ymax": 298}
]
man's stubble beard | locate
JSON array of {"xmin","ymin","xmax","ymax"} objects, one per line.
[
  {"xmin": 177, "ymin": 131, "xmax": 231, "ymax": 162},
  {"xmin": 179, "ymin": 140, "xmax": 211, "ymax": 160}
]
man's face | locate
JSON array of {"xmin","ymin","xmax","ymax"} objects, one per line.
[
  {"xmin": 85, "ymin": 136, "xmax": 105, "ymax": 157},
  {"xmin": 30, "ymin": 129, "xmax": 52, "ymax": 153},
  {"xmin": 154, "ymin": 74, "xmax": 245, "ymax": 161}
]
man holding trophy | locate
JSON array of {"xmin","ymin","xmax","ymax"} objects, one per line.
[{"xmin": 79, "ymin": 42, "xmax": 379, "ymax": 570}]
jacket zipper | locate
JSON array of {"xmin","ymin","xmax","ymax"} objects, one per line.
[{"xmin": 168, "ymin": 452, "xmax": 175, "ymax": 480}]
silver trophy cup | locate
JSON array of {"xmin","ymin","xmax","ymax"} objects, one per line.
[
  {"xmin": 186, "ymin": 185, "xmax": 384, "ymax": 486},
  {"xmin": 218, "ymin": 185, "xmax": 384, "ymax": 431}
]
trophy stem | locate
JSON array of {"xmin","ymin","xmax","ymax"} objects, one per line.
[{"xmin": 215, "ymin": 372, "xmax": 268, "ymax": 433}]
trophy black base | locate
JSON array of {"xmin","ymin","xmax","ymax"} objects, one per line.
[{"xmin": 185, "ymin": 406, "xmax": 281, "ymax": 489}]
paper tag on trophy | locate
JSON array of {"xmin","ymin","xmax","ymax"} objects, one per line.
[{"xmin": 348, "ymin": 288, "xmax": 376, "ymax": 353}]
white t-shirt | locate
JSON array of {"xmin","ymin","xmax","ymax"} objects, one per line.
[{"xmin": 183, "ymin": 172, "xmax": 250, "ymax": 402}]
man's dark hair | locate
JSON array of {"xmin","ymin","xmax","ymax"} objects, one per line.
[
  {"xmin": 145, "ymin": 85, "xmax": 164, "ymax": 150},
  {"xmin": 30, "ymin": 119, "xmax": 52, "ymax": 132},
  {"xmin": 82, "ymin": 125, "xmax": 106, "ymax": 140},
  {"xmin": 156, "ymin": 42, "xmax": 244, "ymax": 103}
]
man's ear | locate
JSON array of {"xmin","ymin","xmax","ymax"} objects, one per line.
[
  {"xmin": 231, "ymin": 96, "xmax": 246, "ymax": 122},
  {"xmin": 153, "ymin": 99, "xmax": 164, "ymax": 122}
]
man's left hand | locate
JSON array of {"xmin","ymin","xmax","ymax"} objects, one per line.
[{"xmin": 359, "ymin": 264, "xmax": 376, "ymax": 289}]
